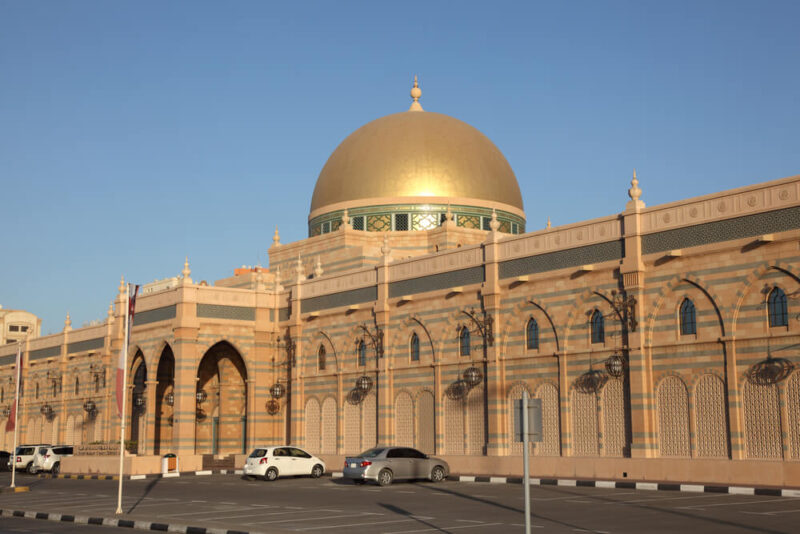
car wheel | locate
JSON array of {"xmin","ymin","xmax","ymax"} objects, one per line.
[
  {"xmin": 264, "ymin": 467, "xmax": 279, "ymax": 481},
  {"xmin": 430, "ymin": 466, "xmax": 445, "ymax": 482},
  {"xmin": 310, "ymin": 464, "xmax": 324, "ymax": 478},
  {"xmin": 26, "ymin": 463, "xmax": 35, "ymax": 475},
  {"xmin": 377, "ymin": 469, "xmax": 393, "ymax": 486},
  {"xmin": 52, "ymin": 462, "xmax": 60, "ymax": 475}
]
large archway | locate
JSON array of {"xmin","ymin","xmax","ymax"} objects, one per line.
[
  {"xmin": 129, "ymin": 351, "xmax": 147, "ymax": 454},
  {"xmin": 195, "ymin": 342, "xmax": 247, "ymax": 455},
  {"xmin": 154, "ymin": 345, "xmax": 175, "ymax": 455}
]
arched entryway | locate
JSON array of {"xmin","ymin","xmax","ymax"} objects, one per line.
[
  {"xmin": 129, "ymin": 352, "xmax": 147, "ymax": 454},
  {"xmin": 195, "ymin": 342, "xmax": 247, "ymax": 455},
  {"xmin": 154, "ymin": 345, "xmax": 175, "ymax": 455}
]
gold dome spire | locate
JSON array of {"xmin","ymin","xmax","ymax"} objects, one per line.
[{"xmin": 409, "ymin": 75, "xmax": 423, "ymax": 112}]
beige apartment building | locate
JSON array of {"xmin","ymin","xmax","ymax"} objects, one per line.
[{"xmin": 0, "ymin": 81, "xmax": 798, "ymax": 487}]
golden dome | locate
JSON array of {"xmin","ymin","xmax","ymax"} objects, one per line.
[{"xmin": 309, "ymin": 109, "xmax": 524, "ymax": 217}]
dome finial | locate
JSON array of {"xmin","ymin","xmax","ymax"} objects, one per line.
[{"xmin": 409, "ymin": 75, "xmax": 423, "ymax": 112}]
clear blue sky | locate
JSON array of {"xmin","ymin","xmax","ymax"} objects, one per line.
[{"xmin": 1, "ymin": 1, "xmax": 798, "ymax": 334}]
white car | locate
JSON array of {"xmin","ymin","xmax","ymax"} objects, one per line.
[
  {"xmin": 32, "ymin": 445, "xmax": 74, "ymax": 474},
  {"xmin": 10, "ymin": 444, "xmax": 51, "ymax": 474},
  {"xmin": 244, "ymin": 446, "xmax": 326, "ymax": 481}
]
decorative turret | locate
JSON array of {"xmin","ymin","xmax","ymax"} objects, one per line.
[
  {"xmin": 181, "ymin": 256, "xmax": 193, "ymax": 284},
  {"xmin": 626, "ymin": 169, "xmax": 645, "ymax": 211}
]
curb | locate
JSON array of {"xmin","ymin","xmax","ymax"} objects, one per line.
[
  {"xmin": 0, "ymin": 486, "xmax": 29, "ymax": 494},
  {"xmin": 446, "ymin": 474, "xmax": 800, "ymax": 497},
  {"xmin": 37, "ymin": 469, "xmax": 246, "ymax": 481},
  {"xmin": 0, "ymin": 508, "xmax": 252, "ymax": 534}
]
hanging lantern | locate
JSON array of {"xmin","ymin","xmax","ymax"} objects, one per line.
[
  {"xmin": 165, "ymin": 392, "xmax": 174, "ymax": 406},
  {"xmin": 747, "ymin": 356, "xmax": 794, "ymax": 385},
  {"xmin": 605, "ymin": 353, "xmax": 627, "ymax": 378},
  {"xmin": 445, "ymin": 379, "xmax": 470, "ymax": 401},
  {"xmin": 270, "ymin": 383, "xmax": 286, "ymax": 399},
  {"xmin": 574, "ymin": 369, "xmax": 608, "ymax": 394},
  {"xmin": 195, "ymin": 389, "xmax": 208, "ymax": 403},
  {"xmin": 462, "ymin": 367, "xmax": 483, "ymax": 388},
  {"xmin": 134, "ymin": 394, "xmax": 145, "ymax": 408},
  {"xmin": 356, "ymin": 375, "xmax": 373, "ymax": 393},
  {"xmin": 266, "ymin": 399, "xmax": 281, "ymax": 415},
  {"xmin": 40, "ymin": 404, "xmax": 53, "ymax": 417},
  {"xmin": 1, "ymin": 406, "xmax": 9, "ymax": 418},
  {"xmin": 347, "ymin": 388, "xmax": 366, "ymax": 405},
  {"xmin": 83, "ymin": 399, "xmax": 96, "ymax": 413}
]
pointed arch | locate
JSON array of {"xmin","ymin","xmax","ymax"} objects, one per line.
[{"xmin": 647, "ymin": 275, "xmax": 726, "ymax": 344}]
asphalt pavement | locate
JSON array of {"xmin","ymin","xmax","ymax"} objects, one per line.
[{"xmin": 0, "ymin": 471, "xmax": 797, "ymax": 533}]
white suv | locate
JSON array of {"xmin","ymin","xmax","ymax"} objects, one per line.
[
  {"xmin": 244, "ymin": 446, "xmax": 326, "ymax": 481},
  {"xmin": 11, "ymin": 444, "xmax": 51, "ymax": 474},
  {"xmin": 33, "ymin": 445, "xmax": 74, "ymax": 474}
]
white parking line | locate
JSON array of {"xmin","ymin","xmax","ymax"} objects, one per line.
[
  {"xmin": 246, "ymin": 512, "xmax": 380, "ymax": 526},
  {"xmin": 611, "ymin": 494, "xmax": 720, "ymax": 505},
  {"xmin": 679, "ymin": 497, "xmax": 797, "ymax": 510},
  {"xmin": 742, "ymin": 508, "xmax": 800, "ymax": 516},
  {"xmin": 163, "ymin": 505, "xmax": 264, "ymax": 517},
  {"xmin": 298, "ymin": 518, "xmax": 417, "ymax": 530},
  {"xmin": 383, "ymin": 523, "xmax": 503, "ymax": 533}
]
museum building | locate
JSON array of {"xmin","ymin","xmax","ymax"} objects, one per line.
[{"xmin": 1, "ymin": 80, "xmax": 799, "ymax": 486}]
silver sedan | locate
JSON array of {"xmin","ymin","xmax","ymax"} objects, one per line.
[{"xmin": 342, "ymin": 446, "xmax": 449, "ymax": 486}]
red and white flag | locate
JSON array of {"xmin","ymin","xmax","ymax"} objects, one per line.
[
  {"xmin": 4, "ymin": 342, "xmax": 22, "ymax": 432},
  {"xmin": 116, "ymin": 284, "xmax": 139, "ymax": 418}
]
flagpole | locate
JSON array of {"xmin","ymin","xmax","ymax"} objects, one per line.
[
  {"xmin": 116, "ymin": 285, "xmax": 130, "ymax": 515},
  {"xmin": 9, "ymin": 340, "xmax": 21, "ymax": 489}
]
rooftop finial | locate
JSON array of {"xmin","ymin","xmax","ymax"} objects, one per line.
[
  {"xmin": 182, "ymin": 256, "xmax": 192, "ymax": 281},
  {"xmin": 381, "ymin": 233, "xmax": 391, "ymax": 256},
  {"xmin": 489, "ymin": 208, "xmax": 500, "ymax": 232},
  {"xmin": 409, "ymin": 75, "xmax": 423, "ymax": 112},
  {"xmin": 272, "ymin": 226, "xmax": 281, "ymax": 247},
  {"xmin": 64, "ymin": 312, "xmax": 72, "ymax": 331},
  {"xmin": 546, "ymin": 216, "xmax": 552, "ymax": 229},
  {"xmin": 628, "ymin": 169, "xmax": 641, "ymax": 201},
  {"xmin": 314, "ymin": 256, "xmax": 324, "ymax": 278}
]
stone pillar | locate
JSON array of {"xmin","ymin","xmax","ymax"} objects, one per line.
[
  {"xmin": 720, "ymin": 337, "xmax": 744, "ymax": 459},
  {"xmin": 482, "ymin": 218, "xmax": 503, "ymax": 456},
  {"xmin": 375, "ymin": 241, "xmax": 391, "ymax": 445},
  {"xmin": 620, "ymin": 172, "xmax": 655, "ymax": 458},
  {"xmin": 143, "ymin": 379, "xmax": 158, "ymax": 455},
  {"xmin": 173, "ymin": 281, "xmax": 199, "ymax": 455}
]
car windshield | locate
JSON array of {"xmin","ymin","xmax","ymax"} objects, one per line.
[
  {"xmin": 358, "ymin": 448, "xmax": 386, "ymax": 458},
  {"xmin": 248, "ymin": 448, "xmax": 267, "ymax": 458}
]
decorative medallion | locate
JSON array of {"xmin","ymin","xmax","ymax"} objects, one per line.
[
  {"xmin": 663, "ymin": 213, "xmax": 671, "ymax": 223},
  {"xmin": 689, "ymin": 207, "xmax": 698, "ymax": 218},
  {"xmin": 717, "ymin": 201, "xmax": 727, "ymax": 213},
  {"xmin": 747, "ymin": 195, "xmax": 757, "ymax": 207},
  {"xmin": 779, "ymin": 189, "xmax": 790, "ymax": 200}
]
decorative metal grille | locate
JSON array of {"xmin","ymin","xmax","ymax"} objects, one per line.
[
  {"xmin": 695, "ymin": 374, "xmax": 729, "ymax": 458},
  {"xmin": 788, "ymin": 372, "xmax": 800, "ymax": 459},
  {"xmin": 571, "ymin": 389, "xmax": 598, "ymax": 457},
  {"xmin": 466, "ymin": 386, "xmax": 485, "ymax": 455},
  {"xmin": 395, "ymin": 392, "xmax": 414, "ymax": 447},
  {"xmin": 416, "ymin": 390, "xmax": 435, "ymax": 455},
  {"xmin": 535, "ymin": 383, "xmax": 561, "ymax": 457},
  {"xmin": 412, "ymin": 212, "xmax": 438, "ymax": 230},
  {"xmin": 657, "ymin": 376, "xmax": 691, "ymax": 457},
  {"xmin": 321, "ymin": 397, "xmax": 337, "ymax": 455},
  {"xmin": 458, "ymin": 214, "xmax": 481, "ymax": 229},
  {"xmin": 367, "ymin": 214, "xmax": 391, "ymax": 232},
  {"xmin": 344, "ymin": 400, "xmax": 360, "ymax": 453},
  {"xmin": 362, "ymin": 393, "xmax": 377, "ymax": 449},
  {"xmin": 743, "ymin": 380, "xmax": 782, "ymax": 459},
  {"xmin": 352, "ymin": 216, "xmax": 365, "ymax": 231},
  {"xmin": 445, "ymin": 395, "xmax": 465, "ymax": 454},
  {"xmin": 602, "ymin": 379, "xmax": 626, "ymax": 457},
  {"xmin": 394, "ymin": 213, "xmax": 409, "ymax": 231},
  {"xmin": 305, "ymin": 398, "xmax": 321, "ymax": 454}
]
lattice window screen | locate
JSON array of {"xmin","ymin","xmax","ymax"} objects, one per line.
[
  {"xmin": 362, "ymin": 393, "xmax": 377, "ymax": 449},
  {"xmin": 788, "ymin": 373, "xmax": 800, "ymax": 460},
  {"xmin": 416, "ymin": 390, "xmax": 435, "ymax": 454},
  {"xmin": 74, "ymin": 416, "xmax": 83, "ymax": 446},
  {"xmin": 508, "ymin": 383, "xmax": 531, "ymax": 456},
  {"xmin": 657, "ymin": 376, "xmax": 691, "ymax": 457},
  {"xmin": 304, "ymin": 398, "xmax": 321, "ymax": 454},
  {"xmin": 321, "ymin": 397, "xmax": 337, "ymax": 455},
  {"xmin": 743, "ymin": 381, "xmax": 782, "ymax": 459},
  {"xmin": 695, "ymin": 374, "xmax": 729, "ymax": 458},
  {"xmin": 65, "ymin": 416, "xmax": 74, "ymax": 446},
  {"xmin": 343, "ymin": 401, "xmax": 360, "ymax": 454},
  {"xmin": 535, "ymin": 383, "xmax": 561, "ymax": 456},
  {"xmin": 602, "ymin": 379, "xmax": 626, "ymax": 457},
  {"xmin": 571, "ymin": 389, "xmax": 598, "ymax": 456},
  {"xmin": 51, "ymin": 416, "xmax": 60, "ymax": 444},
  {"xmin": 395, "ymin": 392, "xmax": 414, "ymax": 447},
  {"xmin": 466, "ymin": 386, "xmax": 485, "ymax": 455},
  {"xmin": 445, "ymin": 396, "xmax": 465, "ymax": 454}
]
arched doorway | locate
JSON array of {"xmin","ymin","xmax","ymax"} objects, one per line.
[
  {"xmin": 129, "ymin": 352, "xmax": 147, "ymax": 454},
  {"xmin": 195, "ymin": 342, "xmax": 247, "ymax": 455},
  {"xmin": 154, "ymin": 345, "xmax": 175, "ymax": 455}
]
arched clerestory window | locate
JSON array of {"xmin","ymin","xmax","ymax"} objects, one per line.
[
  {"xmin": 459, "ymin": 327, "xmax": 471, "ymax": 357},
  {"xmin": 410, "ymin": 333, "xmax": 420, "ymax": 362},
  {"xmin": 357, "ymin": 340, "xmax": 366, "ymax": 367},
  {"xmin": 768, "ymin": 287, "xmax": 788, "ymax": 327},
  {"xmin": 318, "ymin": 345, "xmax": 326, "ymax": 371},
  {"xmin": 680, "ymin": 298, "xmax": 697, "ymax": 335},
  {"xmin": 74, "ymin": 377, "xmax": 80, "ymax": 396},
  {"xmin": 526, "ymin": 318, "xmax": 539, "ymax": 350},
  {"xmin": 591, "ymin": 310, "xmax": 605, "ymax": 344}
]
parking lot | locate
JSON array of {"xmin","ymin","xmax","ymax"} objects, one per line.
[{"xmin": 0, "ymin": 472, "xmax": 797, "ymax": 533}]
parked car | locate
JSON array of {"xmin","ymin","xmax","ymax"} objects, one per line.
[
  {"xmin": 32, "ymin": 445, "xmax": 74, "ymax": 474},
  {"xmin": 244, "ymin": 446, "xmax": 326, "ymax": 481},
  {"xmin": 343, "ymin": 446, "xmax": 448, "ymax": 486},
  {"xmin": 0, "ymin": 451, "xmax": 10, "ymax": 471},
  {"xmin": 10, "ymin": 444, "xmax": 51, "ymax": 474}
]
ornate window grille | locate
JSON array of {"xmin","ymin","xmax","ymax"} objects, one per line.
[
  {"xmin": 526, "ymin": 318, "xmax": 539, "ymax": 350},
  {"xmin": 410, "ymin": 333, "xmax": 420, "ymax": 362},
  {"xmin": 459, "ymin": 327, "xmax": 471, "ymax": 357},
  {"xmin": 768, "ymin": 287, "xmax": 788, "ymax": 327},
  {"xmin": 591, "ymin": 310, "xmax": 605, "ymax": 344},
  {"xmin": 680, "ymin": 298, "xmax": 697, "ymax": 335}
]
